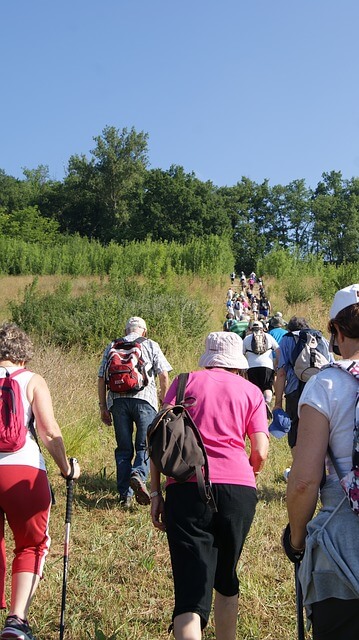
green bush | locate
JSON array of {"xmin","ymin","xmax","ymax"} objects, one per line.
[{"xmin": 9, "ymin": 278, "xmax": 210, "ymax": 354}]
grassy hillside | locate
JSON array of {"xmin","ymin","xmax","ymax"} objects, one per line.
[{"xmin": 0, "ymin": 273, "xmax": 330, "ymax": 639}]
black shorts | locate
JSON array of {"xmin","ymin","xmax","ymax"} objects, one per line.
[
  {"xmin": 247, "ymin": 366, "xmax": 275, "ymax": 392},
  {"xmin": 164, "ymin": 482, "xmax": 257, "ymax": 628},
  {"xmin": 311, "ymin": 597, "xmax": 359, "ymax": 640}
]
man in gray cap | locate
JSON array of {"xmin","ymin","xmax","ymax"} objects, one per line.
[{"xmin": 98, "ymin": 316, "xmax": 172, "ymax": 508}]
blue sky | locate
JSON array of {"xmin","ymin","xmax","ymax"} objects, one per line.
[{"xmin": 1, "ymin": 0, "xmax": 359, "ymax": 189}]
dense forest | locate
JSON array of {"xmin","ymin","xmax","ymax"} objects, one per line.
[{"xmin": 1, "ymin": 125, "xmax": 358, "ymax": 272}]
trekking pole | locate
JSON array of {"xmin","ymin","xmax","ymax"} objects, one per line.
[
  {"xmin": 295, "ymin": 561, "xmax": 305, "ymax": 640},
  {"xmin": 59, "ymin": 458, "xmax": 77, "ymax": 640}
]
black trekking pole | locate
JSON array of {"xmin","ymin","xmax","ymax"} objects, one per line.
[
  {"xmin": 295, "ymin": 561, "xmax": 305, "ymax": 640},
  {"xmin": 59, "ymin": 458, "xmax": 77, "ymax": 640}
]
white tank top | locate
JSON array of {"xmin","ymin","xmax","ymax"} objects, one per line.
[{"xmin": 0, "ymin": 366, "xmax": 46, "ymax": 470}]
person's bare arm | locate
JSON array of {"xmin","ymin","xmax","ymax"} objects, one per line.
[
  {"xmin": 249, "ymin": 432, "xmax": 269, "ymax": 475},
  {"xmin": 287, "ymin": 404, "xmax": 329, "ymax": 549},
  {"xmin": 150, "ymin": 460, "xmax": 166, "ymax": 531},
  {"xmin": 158, "ymin": 370, "xmax": 170, "ymax": 403},
  {"xmin": 98, "ymin": 376, "xmax": 112, "ymax": 426},
  {"xmin": 273, "ymin": 367, "xmax": 286, "ymax": 408},
  {"xmin": 27, "ymin": 374, "xmax": 80, "ymax": 478}
]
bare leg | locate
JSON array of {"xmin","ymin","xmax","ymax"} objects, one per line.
[
  {"xmin": 214, "ymin": 591, "xmax": 238, "ymax": 640},
  {"xmin": 9, "ymin": 572, "xmax": 40, "ymax": 620},
  {"xmin": 173, "ymin": 612, "xmax": 202, "ymax": 640}
]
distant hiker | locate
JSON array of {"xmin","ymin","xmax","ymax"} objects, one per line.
[
  {"xmin": 268, "ymin": 315, "xmax": 287, "ymax": 344},
  {"xmin": 227, "ymin": 287, "xmax": 234, "ymax": 301},
  {"xmin": 98, "ymin": 316, "xmax": 172, "ymax": 508},
  {"xmin": 150, "ymin": 331, "xmax": 269, "ymax": 640},
  {"xmin": 273, "ymin": 316, "xmax": 332, "ymax": 449},
  {"xmin": 248, "ymin": 277, "xmax": 255, "ymax": 292},
  {"xmin": 226, "ymin": 299, "xmax": 234, "ymax": 315},
  {"xmin": 251, "ymin": 296, "xmax": 259, "ymax": 321},
  {"xmin": 259, "ymin": 296, "xmax": 271, "ymax": 318},
  {"xmin": 233, "ymin": 297, "xmax": 243, "ymax": 320},
  {"xmin": 240, "ymin": 272, "xmax": 246, "ymax": 291},
  {"xmin": 243, "ymin": 321, "xmax": 280, "ymax": 417},
  {"xmin": 223, "ymin": 313, "xmax": 237, "ymax": 332},
  {"xmin": 230, "ymin": 271, "xmax": 236, "ymax": 284},
  {"xmin": 0, "ymin": 323, "xmax": 81, "ymax": 640},
  {"xmin": 268, "ymin": 311, "xmax": 287, "ymax": 330}
]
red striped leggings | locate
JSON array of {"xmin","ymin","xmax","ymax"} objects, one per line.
[{"xmin": 0, "ymin": 466, "xmax": 51, "ymax": 608}]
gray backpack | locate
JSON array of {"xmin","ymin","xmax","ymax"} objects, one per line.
[{"xmin": 146, "ymin": 373, "xmax": 216, "ymax": 510}]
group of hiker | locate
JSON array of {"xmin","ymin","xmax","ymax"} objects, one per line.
[{"xmin": 0, "ymin": 275, "xmax": 359, "ymax": 640}]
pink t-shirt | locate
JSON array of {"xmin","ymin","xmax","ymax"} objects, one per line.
[{"xmin": 164, "ymin": 368, "xmax": 268, "ymax": 488}]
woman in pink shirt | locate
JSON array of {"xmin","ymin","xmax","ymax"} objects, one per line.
[{"xmin": 150, "ymin": 331, "xmax": 269, "ymax": 640}]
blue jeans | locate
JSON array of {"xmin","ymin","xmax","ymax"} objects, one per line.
[{"xmin": 110, "ymin": 398, "xmax": 156, "ymax": 498}]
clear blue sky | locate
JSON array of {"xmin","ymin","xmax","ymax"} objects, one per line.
[{"xmin": 1, "ymin": 0, "xmax": 359, "ymax": 189}]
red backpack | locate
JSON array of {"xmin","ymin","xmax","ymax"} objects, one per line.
[
  {"xmin": 0, "ymin": 369, "xmax": 28, "ymax": 452},
  {"xmin": 105, "ymin": 337, "xmax": 148, "ymax": 393}
]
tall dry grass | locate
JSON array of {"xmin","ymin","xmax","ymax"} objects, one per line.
[{"xmin": 0, "ymin": 274, "xmax": 313, "ymax": 639}]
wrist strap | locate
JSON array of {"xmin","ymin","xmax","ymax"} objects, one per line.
[{"xmin": 61, "ymin": 457, "xmax": 77, "ymax": 480}]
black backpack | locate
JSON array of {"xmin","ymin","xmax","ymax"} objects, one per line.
[{"xmin": 146, "ymin": 373, "xmax": 216, "ymax": 510}]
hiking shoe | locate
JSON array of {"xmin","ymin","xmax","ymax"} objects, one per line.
[
  {"xmin": 130, "ymin": 473, "xmax": 150, "ymax": 505},
  {"xmin": 119, "ymin": 495, "xmax": 132, "ymax": 509},
  {"xmin": 0, "ymin": 615, "xmax": 36, "ymax": 639}
]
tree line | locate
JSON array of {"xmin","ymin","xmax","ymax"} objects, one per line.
[{"xmin": 1, "ymin": 125, "xmax": 358, "ymax": 272}]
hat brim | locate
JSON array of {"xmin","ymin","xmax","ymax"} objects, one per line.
[{"xmin": 199, "ymin": 353, "xmax": 248, "ymax": 370}]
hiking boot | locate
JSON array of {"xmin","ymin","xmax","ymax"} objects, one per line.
[
  {"xmin": 0, "ymin": 615, "xmax": 36, "ymax": 640},
  {"xmin": 130, "ymin": 473, "xmax": 150, "ymax": 505},
  {"xmin": 119, "ymin": 495, "xmax": 132, "ymax": 509}
]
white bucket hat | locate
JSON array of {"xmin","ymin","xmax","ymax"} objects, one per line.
[
  {"xmin": 199, "ymin": 331, "xmax": 248, "ymax": 370},
  {"xmin": 329, "ymin": 284, "xmax": 359, "ymax": 319}
]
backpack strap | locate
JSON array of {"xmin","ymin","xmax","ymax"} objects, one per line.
[
  {"xmin": 176, "ymin": 372, "xmax": 189, "ymax": 404},
  {"xmin": 175, "ymin": 372, "xmax": 217, "ymax": 512}
]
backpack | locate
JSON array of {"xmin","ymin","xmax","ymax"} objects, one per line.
[
  {"xmin": 146, "ymin": 373, "xmax": 217, "ymax": 510},
  {"xmin": 105, "ymin": 337, "xmax": 148, "ymax": 393},
  {"xmin": 0, "ymin": 369, "xmax": 28, "ymax": 452},
  {"xmin": 289, "ymin": 329, "xmax": 329, "ymax": 382},
  {"xmin": 250, "ymin": 331, "xmax": 268, "ymax": 355},
  {"xmin": 326, "ymin": 361, "xmax": 359, "ymax": 517}
]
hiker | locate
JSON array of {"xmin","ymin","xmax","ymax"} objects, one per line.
[
  {"xmin": 268, "ymin": 311, "xmax": 287, "ymax": 330},
  {"xmin": 0, "ymin": 323, "xmax": 81, "ymax": 640},
  {"xmin": 223, "ymin": 312, "xmax": 237, "ymax": 332},
  {"xmin": 285, "ymin": 284, "xmax": 359, "ymax": 639},
  {"xmin": 242, "ymin": 320, "xmax": 280, "ymax": 416},
  {"xmin": 259, "ymin": 296, "xmax": 271, "ymax": 319},
  {"xmin": 251, "ymin": 296, "xmax": 259, "ymax": 321},
  {"xmin": 98, "ymin": 316, "xmax": 172, "ymax": 508},
  {"xmin": 240, "ymin": 272, "xmax": 246, "ymax": 291},
  {"xmin": 233, "ymin": 296, "xmax": 243, "ymax": 320},
  {"xmin": 150, "ymin": 331, "xmax": 269, "ymax": 640},
  {"xmin": 226, "ymin": 287, "xmax": 234, "ymax": 301},
  {"xmin": 268, "ymin": 315, "xmax": 287, "ymax": 344},
  {"xmin": 273, "ymin": 316, "xmax": 332, "ymax": 450},
  {"xmin": 248, "ymin": 276, "xmax": 255, "ymax": 292},
  {"xmin": 230, "ymin": 272, "xmax": 236, "ymax": 285}
]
